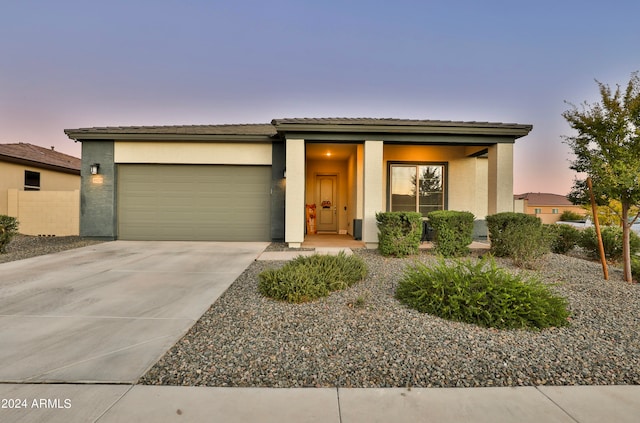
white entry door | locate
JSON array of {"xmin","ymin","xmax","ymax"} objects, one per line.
[{"xmin": 316, "ymin": 175, "xmax": 337, "ymax": 232}]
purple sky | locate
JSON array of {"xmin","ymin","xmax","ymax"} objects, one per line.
[{"xmin": 1, "ymin": 1, "xmax": 638, "ymax": 195}]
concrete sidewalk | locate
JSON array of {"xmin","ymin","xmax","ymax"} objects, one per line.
[{"xmin": 0, "ymin": 384, "xmax": 638, "ymax": 422}]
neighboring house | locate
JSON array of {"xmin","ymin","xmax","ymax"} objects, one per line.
[
  {"xmin": 0, "ymin": 143, "xmax": 81, "ymax": 235},
  {"xmin": 514, "ymin": 192, "xmax": 585, "ymax": 224},
  {"xmin": 65, "ymin": 118, "xmax": 532, "ymax": 247}
]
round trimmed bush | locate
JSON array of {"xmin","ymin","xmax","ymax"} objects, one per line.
[
  {"xmin": 395, "ymin": 257, "xmax": 570, "ymax": 330},
  {"xmin": 258, "ymin": 252, "xmax": 367, "ymax": 303}
]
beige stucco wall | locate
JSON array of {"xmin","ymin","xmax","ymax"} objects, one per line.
[
  {"xmin": 382, "ymin": 145, "xmax": 488, "ymax": 218},
  {"xmin": 285, "ymin": 139, "xmax": 306, "ymax": 247},
  {"xmin": 488, "ymin": 143, "xmax": 514, "ymax": 214},
  {"xmin": 524, "ymin": 204, "xmax": 586, "ymax": 224},
  {"xmin": 363, "ymin": 140, "xmax": 384, "ymax": 247},
  {"xmin": 114, "ymin": 141, "xmax": 272, "ymax": 165},
  {"xmin": 0, "ymin": 161, "xmax": 80, "ymax": 215},
  {"xmin": 7, "ymin": 189, "xmax": 80, "ymax": 235}
]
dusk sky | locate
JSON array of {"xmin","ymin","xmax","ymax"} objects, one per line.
[{"xmin": 1, "ymin": 1, "xmax": 638, "ymax": 195}]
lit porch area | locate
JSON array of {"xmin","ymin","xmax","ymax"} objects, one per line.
[{"xmin": 301, "ymin": 233, "xmax": 365, "ymax": 249}]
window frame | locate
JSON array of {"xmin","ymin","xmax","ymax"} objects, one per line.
[
  {"xmin": 24, "ymin": 170, "xmax": 41, "ymax": 191},
  {"xmin": 387, "ymin": 161, "xmax": 448, "ymax": 217}
]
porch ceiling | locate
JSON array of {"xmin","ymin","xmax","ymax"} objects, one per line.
[{"xmin": 306, "ymin": 143, "xmax": 356, "ymax": 160}]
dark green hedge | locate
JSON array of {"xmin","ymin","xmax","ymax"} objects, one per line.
[
  {"xmin": 376, "ymin": 212, "xmax": 423, "ymax": 257},
  {"xmin": 427, "ymin": 210, "xmax": 474, "ymax": 257},
  {"xmin": 486, "ymin": 212, "xmax": 542, "ymax": 257},
  {"xmin": 578, "ymin": 226, "xmax": 640, "ymax": 260},
  {"xmin": 0, "ymin": 215, "xmax": 19, "ymax": 254},
  {"xmin": 545, "ymin": 224, "xmax": 581, "ymax": 254}
]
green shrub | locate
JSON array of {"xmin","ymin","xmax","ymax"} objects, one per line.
[
  {"xmin": 505, "ymin": 223, "xmax": 552, "ymax": 269},
  {"xmin": 559, "ymin": 210, "xmax": 584, "ymax": 221},
  {"xmin": 486, "ymin": 212, "xmax": 542, "ymax": 257},
  {"xmin": 632, "ymin": 257, "xmax": 640, "ymax": 282},
  {"xmin": 578, "ymin": 226, "xmax": 640, "ymax": 261},
  {"xmin": 0, "ymin": 215, "xmax": 19, "ymax": 254},
  {"xmin": 376, "ymin": 212, "xmax": 423, "ymax": 257},
  {"xmin": 427, "ymin": 210, "xmax": 474, "ymax": 257},
  {"xmin": 545, "ymin": 224, "xmax": 581, "ymax": 254},
  {"xmin": 258, "ymin": 252, "xmax": 367, "ymax": 303},
  {"xmin": 486, "ymin": 212, "xmax": 550, "ymax": 268},
  {"xmin": 395, "ymin": 257, "xmax": 570, "ymax": 330}
]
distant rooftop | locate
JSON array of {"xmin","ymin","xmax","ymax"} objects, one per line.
[
  {"xmin": 0, "ymin": 143, "xmax": 80, "ymax": 173},
  {"xmin": 514, "ymin": 192, "xmax": 574, "ymax": 207}
]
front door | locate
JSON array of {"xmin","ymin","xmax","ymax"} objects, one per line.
[{"xmin": 316, "ymin": 175, "xmax": 337, "ymax": 232}]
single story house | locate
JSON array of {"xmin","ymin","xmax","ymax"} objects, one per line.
[
  {"xmin": 514, "ymin": 192, "xmax": 585, "ymax": 224},
  {"xmin": 65, "ymin": 118, "xmax": 532, "ymax": 248}
]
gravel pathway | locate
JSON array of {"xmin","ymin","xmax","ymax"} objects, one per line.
[
  {"xmin": 0, "ymin": 235, "xmax": 103, "ymax": 264},
  {"xmin": 140, "ymin": 250, "xmax": 640, "ymax": 388}
]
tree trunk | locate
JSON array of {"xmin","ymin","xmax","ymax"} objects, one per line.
[{"xmin": 622, "ymin": 202, "xmax": 632, "ymax": 282}]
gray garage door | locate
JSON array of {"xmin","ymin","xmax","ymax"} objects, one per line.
[{"xmin": 118, "ymin": 164, "xmax": 271, "ymax": 241}]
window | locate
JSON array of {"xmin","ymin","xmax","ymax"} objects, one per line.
[
  {"xmin": 24, "ymin": 170, "xmax": 40, "ymax": 191},
  {"xmin": 534, "ymin": 208, "xmax": 542, "ymax": 214},
  {"xmin": 552, "ymin": 208, "xmax": 559, "ymax": 214},
  {"xmin": 389, "ymin": 164, "xmax": 445, "ymax": 217}
]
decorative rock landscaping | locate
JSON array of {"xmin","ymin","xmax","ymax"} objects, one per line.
[
  {"xmin": 0, "ymin": 235, "xmax": 103, "ymax": 264},
  {"xmin": 140, "ymin": 250, "xmax": 640, "ymax": 388}
]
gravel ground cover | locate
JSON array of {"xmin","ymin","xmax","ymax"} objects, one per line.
[
  {"xmin": 0, "ymin": 235, "xmax": 103, "ymax": 264},
  {"xmin": 140, "ymin": 249, "xmax": 640, "ymax": 388}
]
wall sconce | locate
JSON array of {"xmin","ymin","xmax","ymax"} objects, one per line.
[{"xmin": 90, "ymin": 163, "xmax": 100, "ymax": 175}]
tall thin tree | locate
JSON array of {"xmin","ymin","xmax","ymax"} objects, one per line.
[{"xmin": 563, "ymin": 71, "xmax": 640, "ymax": 282}]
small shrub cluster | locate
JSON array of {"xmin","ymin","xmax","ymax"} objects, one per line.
[
  {"xmin": 258, "ymin": 252, "xmax": 367, "ymax": 303},
  {"xmin": 427, "ymin": 210, "xmax": 475, "ymax": 257},
  {"xmin": 577, "ymin": 226, "xmax": 640, "ymax": 261},
  {"xmin": 559, "ymin": 210, "xmax": 585, "ymax": 221},
  {"xmin": 376, "ymin": 212, "xmax": 422, "ymax": 257},
  {"xmin": 395, "ymin": 257, "xmax": 570, "ymax": 330},
  {"xmin": 545, "ymin": 224, "xmax": 581, "ymax": 254},
  {"xmin": 632, "ymin": 257, "xmax": 640, "ymax": 282},
  {"xmin": 0, "ymin": 215, "xmax": 19, "ymax": 254},
  {"xmin": 486, "ymin": 212, "xmax": 551, "ymax": 268}
]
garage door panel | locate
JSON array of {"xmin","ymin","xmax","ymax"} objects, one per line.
[{"xmin": 118, "ymin": 165, "xmax": 271, "ymax": 241}]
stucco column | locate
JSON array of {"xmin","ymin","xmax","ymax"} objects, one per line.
[
  {"xmin": 285, "ymin": 138, "xmax": 305, "ymax": 248},
  {"xmin": 356, "ymin": 144, "xmax": 364, "ymax": 219},
  {"xmin": 363, "ymin": 140, "xmax": 384, "ymax": 248},
  {"xmin": 487, "ymin": 143, "xmax": 514, "ymax": 215}
]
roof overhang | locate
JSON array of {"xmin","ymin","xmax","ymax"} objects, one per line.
[
  {"xmin": 64, "ymin": 125, "xmax": 277, "ymax": 142},
  {"xmin": 271, "ymin": 118, "xmax": 532, "ymax": 143},
  {"xmin": 0, "ymin": 154, "xmax": 80, "ymax": 175},
  {"xmin": 64, "ymin": 119, "xmax": 533, "ymax": 145}
]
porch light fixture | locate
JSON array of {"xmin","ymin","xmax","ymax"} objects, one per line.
[{"xmin": 90, "ymin": 163, "xmax": 100, "ymax": 175}]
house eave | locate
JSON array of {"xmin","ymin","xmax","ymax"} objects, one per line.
[
  {"xmin": 0, "ymin": 154, "xmax": 81, "ymax": 175},
  {"xmin": 272, "ymin": 120, "xmax": 533, "ymax": 140},
  {"xmin": 64, "ymin": 132, "xmax": 277, "ymax": 143}
]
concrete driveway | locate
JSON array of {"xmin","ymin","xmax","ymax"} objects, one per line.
[{"xmin": 0, "ymin": 241, "xmax": 268, "ymax": 383}]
